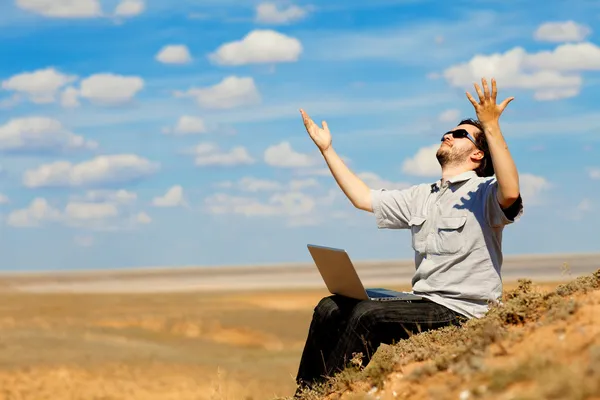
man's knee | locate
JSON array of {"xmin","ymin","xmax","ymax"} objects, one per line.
[
  {"xmin": 313, "ymin": 295, "xmax": 339, "ymax": 320},
  {"xmin": 347, "ymin": 301, "xmax": 380, "ymax": 328}
]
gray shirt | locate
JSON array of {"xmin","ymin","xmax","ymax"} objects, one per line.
[{"xmin": 371, "ymin": 170, "xmax": 524, "ymax": 318}]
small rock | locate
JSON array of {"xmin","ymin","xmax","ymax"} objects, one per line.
[
  {"xmin": 459, "ymin": 389, "xmax": 471, "ymax": 400},
  {"xmin": 368, "ymin": 386, "xmax": 378, "ymax": 395}
]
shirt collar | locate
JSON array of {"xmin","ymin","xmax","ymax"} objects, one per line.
[
  {"xmin": 431, "ymin": 170, "xmax": 477, "ymax": 192},
  {"xmin": 446, "ymin": 170, "xmax": 478, "ymax": 184}
]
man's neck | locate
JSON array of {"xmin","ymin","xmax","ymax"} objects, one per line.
[{"xmin": 440, "ymin": 165, "xmax": 473, "ymax": 183}]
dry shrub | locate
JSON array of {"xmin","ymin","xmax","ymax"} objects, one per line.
[{"xmin": 288, "ymin": 269, "xmax": 600, "ymax": 400}]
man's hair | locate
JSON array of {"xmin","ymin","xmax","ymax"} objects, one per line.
[{"xmin": 458, "ymin": 118, "xmax": 494, "ymax": 177}]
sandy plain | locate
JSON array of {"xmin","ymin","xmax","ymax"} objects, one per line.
[{"xmin": 0, "ymin": 252, "xmax": 597, "ymax": 400}]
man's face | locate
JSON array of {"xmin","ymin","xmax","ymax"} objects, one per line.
[{"xmin": 436, "ymin": 124, "xmax": 481, "ymax": 167}]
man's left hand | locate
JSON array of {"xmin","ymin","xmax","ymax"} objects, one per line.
[{"xmin": 466, "ymin": 77, "xmax": 514, "ymax": 127}]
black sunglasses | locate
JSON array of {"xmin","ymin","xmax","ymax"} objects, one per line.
[{"xmin": 441, "ymin": 129, "xmax": 479, "ymax": 149}]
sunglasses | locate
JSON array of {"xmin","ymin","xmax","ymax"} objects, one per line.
[{"xmin": 441, "ymin": 129, "xmax": 479, "ymax": 149}]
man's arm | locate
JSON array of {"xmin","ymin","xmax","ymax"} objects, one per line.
[
  {"xmin": 482, "ymin": 122, "xmax": 520, "ymax": 208},
  {"xmin": 300, "ymin": 109, "xmax": 373, "ymax": 212},
  {"xmin": 321, "ymin": 146, "xmax": 373, "ymax": 212},
  {"xmin": 467, "ymin": 78, "xmax": 520, "ymax": 209},
  {"xmin": 300, "ymin": 109, "xmax": 416, "ymax": 228}
]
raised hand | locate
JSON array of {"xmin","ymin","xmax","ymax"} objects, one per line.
[
  {"xmin": 300, "ymin": 108, "xmax": 332, "ymax": 152},
  {"xmin": 466, "ymin": 78, "xmax": 514, "ymax": 126}
]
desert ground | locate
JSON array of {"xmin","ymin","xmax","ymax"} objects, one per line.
[{"xmin": 0, "ymin": 253, "xmax": 597, "ymax": 400}]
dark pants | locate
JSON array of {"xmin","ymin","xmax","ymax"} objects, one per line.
[{"xmin": 295, "ymin": 295, "xmax": 464, "ymax": 390}]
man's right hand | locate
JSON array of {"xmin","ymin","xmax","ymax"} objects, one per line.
[
  {"xmin": 300, "ymin": 109, "xmax": 332, "ymax": 152},
  {"xmin": 298, "ymin": 109, "xmax": 373, "ymax": 212}
]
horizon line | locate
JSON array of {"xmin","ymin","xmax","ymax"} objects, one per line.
[{"xmin": 0, "ymin": 250, "xmax": 598, "ymax": 277}]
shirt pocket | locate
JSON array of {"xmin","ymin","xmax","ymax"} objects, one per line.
[
  {"xmin": 409, "ymin": 216, "xmax": 427, "ymax": 254},
  {"xmin": 435, "ymin": 215, "xmax": 467, "ymax": 255}
]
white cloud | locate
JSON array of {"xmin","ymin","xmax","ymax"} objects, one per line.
[
  {"xmin": 7, "ymin": 198, "xmax": 62, "ymax": 227},
  {"xmin": 135, "ymin": 211, "xmax": 152, "ymax": 224},
  {"xmin": 0, "ymin": 193, "xmax": 9, "ymax": 204},
  {"xmin": 152, "ymin": 185, "xmax": 186, "ymax": 207},
  {"xmin": 205, "ymin": 194, "xmax": 272, "ymax": 216},
  {"xmin": 156, "ymin": 45, "xmax": 192, "ymax": 64},
  {"xmin": 209, "ymin": 30, "xmax": 302, "ymax": 66},
  {"xmin": 534, "ymin": 21, "xmax": 591, "ymax": 43},
  {"xmin": 401, "ymin": 144, "xmax": 441, "ymax": 177},
  {"xmin": 237, "ymin": 177, "xmax": 283, "ymax": 192},
  {"xmin": 315, "ymin": 187, "xmax": 337, "ymax": 207},
  {"xmin": 531, "ymin": 87, "xmax": 579, "ymax": 101},
  {"xmin": 23, "ymin": 154, "xmax": 159, "ymax": 188},
  {"xmin": 78, "ymin": 73, "xmax": 144, "ymax": 105},
  {"xmin": 357, "ymin": 172, "xmax": 410, "ymax": 190},
  {"xmin": 0, "ymin": 94, "xmax": 22, "ymax": 109},
  {"xmin": 218, "ymin": 177, "xmax": 319, "ymax": 192},
  {"xmin": 255, "ymin": 2, "xmax": 309, "ymax": 24},
  {"xmin": 61, "ymin": 86, "xmax": 80, "ymax": 108},
  {"xmin": 192, "ymin": 143, "xmax": 255, "ymax": 166},
  {"xmin": 81, "ymin": 189, "xmax": 137, "ymax": 204},
  {"xmin": 588, "ymin": 167, "xmax": 600, "ymax": 180},
  {"xmin": 205, "ymin": 191, "xmax": 315, "ymax": 218},
  {"xmin": 289, "ymin": 178, "xmax": 319, "ymax": 190},
  {"xmin": 16, "ymin": 0, "xmax": 102, "ymax": 18},
  {"xmin": 438, "ymin": 109, "xmax": 461, "ymax": 123},
  {"xmin": 1, "ymin": 67, "xmax": 77, "ymax": 104},
  {"xmin": 519, "ymin": 173, "xmax": 551, "ymax": 205},
  {"xmin": 65, "ymin": 201, "xmax": 119, "ymax": 221},
  {"xmin": 264, "ymin": 142, "xmax": 317, "ymax": 168},
  {"xmin": 293, "ymin": 167, "xmax": 330, "ymax": 177},
  {"xmin": 114, "ymin": 0, "xmax": 144, "ymax": 17},
  {"xmin": 483, "ymin": 111, "xmax": 600, "ymax": 138},
  {"xmin": 0, "ymin": 117, "xmax": 97, "ymax": 153},
  {"xmin": 443, "ymin": 42, "xmax": 600, "ymax": 101},
  {"xmin": 164, "ymin": 116, "xmax": 207, "ymax": 135},
  {"xmin": 8, "ymin": 196, "xmax": 150, "ymax": 230},
  {"xmin": 16, "ymin": 0, "xmax": 145, "ymax": 19},
  {"xmin": 205, "ymin": 179, "xmax": 350, "ymax": 227},
  {"xmin": 567, "ymin": 197, "xmax": 593, "ymax": 221},
  {"xmin": 176, "ymin": 76, "xmax": 260, "ymax": 109},
  {"xmin": 271, "ymin": 192, "xmax": 316, "ymax": 217},
  {"xmin": 525, "ymin": 42, "xmax": 600, "ymax": 71}
]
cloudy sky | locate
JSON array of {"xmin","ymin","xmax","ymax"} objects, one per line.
[{"xmin": 0, "ymin": 0, "xmax": 599, "ymax": 271}]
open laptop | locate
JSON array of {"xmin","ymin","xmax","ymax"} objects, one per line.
[{"xmin": 307, "ymin": 244, "xmax": 423, "ymax": 302}]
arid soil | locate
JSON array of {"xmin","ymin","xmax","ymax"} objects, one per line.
[{"xmin": 0, "ymin": 278, "xmax": 580, "ymax": 400}]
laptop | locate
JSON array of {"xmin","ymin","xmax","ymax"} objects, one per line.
[{"xmin": 307, "ymin": 244, "xmax": 423, "ymax": 302}]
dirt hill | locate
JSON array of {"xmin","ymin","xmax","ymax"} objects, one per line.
[{"xmin": 289, "ymin": 269, "xmax": 600, "ymax": 400}]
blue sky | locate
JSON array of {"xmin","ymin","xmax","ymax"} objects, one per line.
[{"xmin": 0, "ymin": 0, "xmax": 599, "ymax": 271}]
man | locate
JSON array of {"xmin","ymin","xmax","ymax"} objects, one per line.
[{"xmin": 294, "ymin": 78, "xmax": 524, "ymax": 391}]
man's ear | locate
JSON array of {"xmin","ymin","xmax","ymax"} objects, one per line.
[{"xmin": 472, "ymin": 149, "xmax": 484, "ymax": 161}]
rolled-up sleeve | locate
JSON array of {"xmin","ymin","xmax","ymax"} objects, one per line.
[
  {"xmin": 484, "ymin": 179, "xmax": 524, "ymax": 228},
  {"xmin": 371, "ymin": 186, "xmax": 416, "ymax": 229}
]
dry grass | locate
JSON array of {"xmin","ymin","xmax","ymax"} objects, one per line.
[{"xmin": 290, "ymin": 269, "xmax": 600, "ymax": 400}]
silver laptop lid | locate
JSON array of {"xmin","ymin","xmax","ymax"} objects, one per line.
[{"xmin": 307, "ymin": 244, "xmax": 369, "ymax": 300}]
